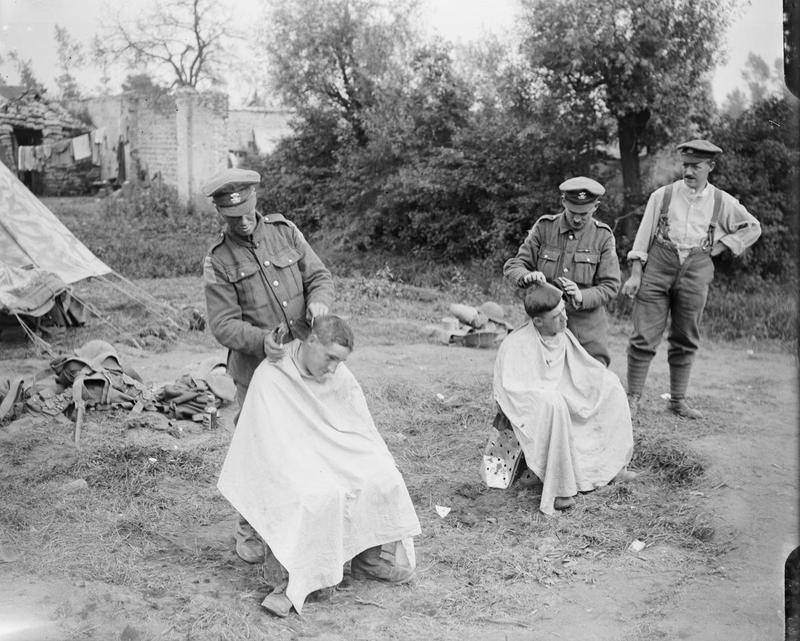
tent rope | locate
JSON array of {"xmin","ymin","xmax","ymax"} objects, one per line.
[
  {"xmin": 67, "ymin": 293, "xmax": 145, "ymax": 350},
  {"xmin": 12, "ymin": 314, "xmax": 57, "ymax": 357},
  {"xmin": 95, "ymin": 273, "xmax": 185, "ymax": 329}
]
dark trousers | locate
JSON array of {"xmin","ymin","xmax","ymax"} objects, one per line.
[
  {"xmin": 567, "ymin": 306, "xmax": 611, "ymax": 367},
  {"xmin": 627, "ymin": 241, "xmax": 714, "ymax": 398}
]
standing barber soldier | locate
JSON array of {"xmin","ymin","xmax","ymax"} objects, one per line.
[
  {"xmin": 202, "ymin": 167, "xmax": 334, "ymax": 562},
  {"xmin": 621, "ymin": 140, "xmax": 761, "ymax": 419},
  {"xmin": 504, "ymin": 177, "xmax": 621, "ymax": 366}
]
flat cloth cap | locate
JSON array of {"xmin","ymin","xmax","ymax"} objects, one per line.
[
  {"xmin": 559, "ymin": 176, "xmax": 605, "ymax": 213},
  {"xmin": 202, "ymin": 168, "xmax": 261, "ymax": 217},
  {"xmin": 677, "ymin": 139, "xmax": 722, "ymax": 161}
]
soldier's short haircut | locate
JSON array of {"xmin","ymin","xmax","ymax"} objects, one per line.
[
  {"xmin": 311, "ymin": 314, "xmax": 354, "ymax": 350},
  {"xmin": 523, "ymin": 283, "xmax": 564, "ymax": 318}
]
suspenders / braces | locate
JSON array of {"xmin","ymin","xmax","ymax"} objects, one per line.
[{"xmin": 647, "ymin": 184, "xmax": 723, "ymax": 253}]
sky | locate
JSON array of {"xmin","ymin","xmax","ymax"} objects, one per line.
[{"xmin": 0, "ymin": 0, "xmax": 786, "ymax": 107}]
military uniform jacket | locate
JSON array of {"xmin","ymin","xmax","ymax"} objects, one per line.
[
  {"xmin": 203, "ymin": 212, "xmax": 334, "ymax": 387},
  {"xmin": 504, "ymin": 212, "xmax": 620, "ymax": 363},
  {"xmin": 504, "ymin": 212, "xmax": 620, "ymax": 310}
]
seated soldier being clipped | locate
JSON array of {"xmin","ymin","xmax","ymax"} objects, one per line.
[
  {"xmin": 484, "ymin": 283, "xmax": 635, "ymax": 515},
  {"xmin": 217, "ymin": 315, "xmax": 421, "ymax": 617}
]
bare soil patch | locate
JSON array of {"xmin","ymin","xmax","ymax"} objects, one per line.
[{"xmin": 0, "ymin": 277, "xmax": 796, "ymax": 640}]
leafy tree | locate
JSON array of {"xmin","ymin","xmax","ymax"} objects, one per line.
[
  {"xmin": 54, "ymin": 25, "xmax": 85, "ymax": 100},
  {"xmin": 722, "ymin": 88, "xmax": 748, "ymax": 119},
  {"xmin": 261, "ymin": 0, "xmax": 419, "ymax": 146},
  {"xmin": 4, "ymin": 51, "xmax": 47, "ymax": 95},
  {"xmin": 94, "ymin": 0, "xmax": 234, "ymax": 88},
  {"xmin": 785, "ymin": 0, "xmax": 800, "ymax": 99},
  {"xmin": 91, "ymin": 36, "xmax": 113, "ymax": 95},
  {"xmin": 710, "ymin": 94, "xmax": 800, "ymax": 280},
  {"xmin": 517, "ymin": 0, "xmax": 733, "ymax": 238}
]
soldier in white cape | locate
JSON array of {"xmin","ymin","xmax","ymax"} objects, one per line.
[
  {"xmin": 488, "ymin": 283, "xmax": 635, "ymax": 515},
  {"xmin": 217, "ymin": 315, "xmax": 420, "ymax": 616}
]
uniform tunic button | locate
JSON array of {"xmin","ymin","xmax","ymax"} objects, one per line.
[
  {"xmin": 240, "ymin": 271, "xmax": 245, "ymax": 277},
  {"xmin": 563, "ymin": 268, "xmax": 569, "ymax": 272},
  {"xmin": 273, "ymin": 280, "xmax": 279, "ymax": 286},
  {"xmin": 289, "ymin": 320, "xmax": 294, "ymax": 325},
  {"xmin": 282, "ymin": 301, "xmax": 288, "ymax": 307},
  {"xmin": 264, "ymin": 260, "xmax": 270, "ymax": 266}
]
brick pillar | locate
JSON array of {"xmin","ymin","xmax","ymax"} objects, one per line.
[{"xmin": 174, "ymin": 87, "xmax": 197, "ymax": 207}]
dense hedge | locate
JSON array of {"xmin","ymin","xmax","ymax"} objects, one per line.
[{"xmin": 256, "ymin": 94, "xmax": 798, "ymax": 285}]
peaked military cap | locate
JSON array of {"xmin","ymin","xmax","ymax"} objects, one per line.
[
  {"xmin": 677, "ymin": 139, "xmax": 723, "ymax": 162},
  {"xmin": 559, "ymin": 176, "xmax": 605, "ymax": 213},
  {"xmin": 202, "ymin": 168, "xmax": 261, "ymax": 217}
]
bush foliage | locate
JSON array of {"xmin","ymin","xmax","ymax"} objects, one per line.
[
  {"xmin": 60, "ymin": 182, "xmax": 221, "ymax": 279},
  {"xmin": 255, "ymin": 67, "xmax": 798, "ymax": 284}
]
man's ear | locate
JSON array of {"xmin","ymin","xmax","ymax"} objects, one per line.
[
  {"xmin": 532, "ymin": 316, "xmax": 543, "ymax": 328},
  {"xmin": 708, "ymin": 160, "xmax": 716, "ymax": 172}
]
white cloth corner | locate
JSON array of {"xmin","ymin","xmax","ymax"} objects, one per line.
[{"xmin": 71, "ymin": 134, "xmax": 92, "ymax": 161}]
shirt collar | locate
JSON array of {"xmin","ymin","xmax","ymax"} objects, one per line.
[{"xmin": 678, "ymin": 179, "xmax": 713, "ymax": 199}]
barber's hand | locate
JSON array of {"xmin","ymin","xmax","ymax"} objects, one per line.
[
  {"xmin": 621, "ymin": 274, "xmax": 641, "ymax": 298},
  {"xmin": 557, "ymin": 277, "xmax": 582, "ymax": 304},
  {"xmin": 710, "ymin": 241, "xmax": 726, "ymax": 257},
  {"xmin": 306, "ymin": 301, "xmax": 329, "ymax": 325},
  {"xmin": 521, "ymin": 271, "xmax": 546, "ymax": 286},
  {"xmin": 263, "ymin": 326, "xmax": 287, "ymax": 363}
]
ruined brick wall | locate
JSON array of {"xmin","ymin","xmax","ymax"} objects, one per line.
[
  {"xmin": 128, "ymin": 93, "xmax": 179, "ymax": 185},
  {"xmin": 226, "ymin": 108, "xmax": 293, "ymax": 155},
  {"xmin": 79, "ymin": 90, "xmax": 228, "ymax": 209},
  {"xmin": 175, "ymin": 89, "xmax": 228, "ymax": 210}
]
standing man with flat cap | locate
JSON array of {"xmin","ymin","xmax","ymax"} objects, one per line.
[
  {"xmin": 504, "ymin": 177, "xmax": 621, "ymax": 366},
  {"xmin": 621, "ymin": 140, "xmax": 761, "ymax": 419},
  {"xmin": 202, "ymin": 167, "xmax": 334, "ymax": 562}
]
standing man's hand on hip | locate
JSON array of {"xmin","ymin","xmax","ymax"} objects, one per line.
[{"xmin": 710, "ymin": 241, "xmax": 726, "ymax": 257}]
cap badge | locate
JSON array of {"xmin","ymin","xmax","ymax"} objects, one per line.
[
  {"xmin": 577, "ymin": 191, "xmax": 587, "ymax": 200},
  {"xmin": 229, "ymin": 191, "xmax": 242, "ymax": 204}
]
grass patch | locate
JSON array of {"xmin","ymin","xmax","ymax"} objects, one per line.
[{"xmin": 631, "ymin": 431, "xmax": 707, "ymax": 486}]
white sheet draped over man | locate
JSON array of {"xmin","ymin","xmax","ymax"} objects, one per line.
[
  {"xmin": 218, "ymin": 315, "xmax": 421, "ymax": 616},
  {"xmin": 487, "ymin": 282, "xmax": 634, "ymax": 515}
]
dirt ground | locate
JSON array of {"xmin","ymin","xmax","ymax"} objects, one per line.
[{"xmin": 0, "ymin": 311, "xmax": 797, "ymax": 640}]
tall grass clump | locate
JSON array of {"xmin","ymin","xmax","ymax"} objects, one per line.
[
  {"xmin": 702, "ymin": 273, "xmax": 798, "ymax": 342},
  {"xmin": 55, "ymin": 184, "xmax": 221, "ymax": 278}
]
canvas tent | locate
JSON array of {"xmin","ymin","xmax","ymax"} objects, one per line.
[{"xmin": 0, "ymin": 159, "xmax": 174, "ymax": 349}]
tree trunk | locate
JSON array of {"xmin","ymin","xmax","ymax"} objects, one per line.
[{"xmin": 616, "ymin": 109, "xmax": 650, "ymax": 242}]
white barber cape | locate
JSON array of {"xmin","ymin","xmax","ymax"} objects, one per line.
[
  {"xmin": 493, "ymin": 322, "xmax": 633, "ymax": 515},
  {"xmin": 218, "ymin": 341, "xmax": 421, "ymax": 612}
]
